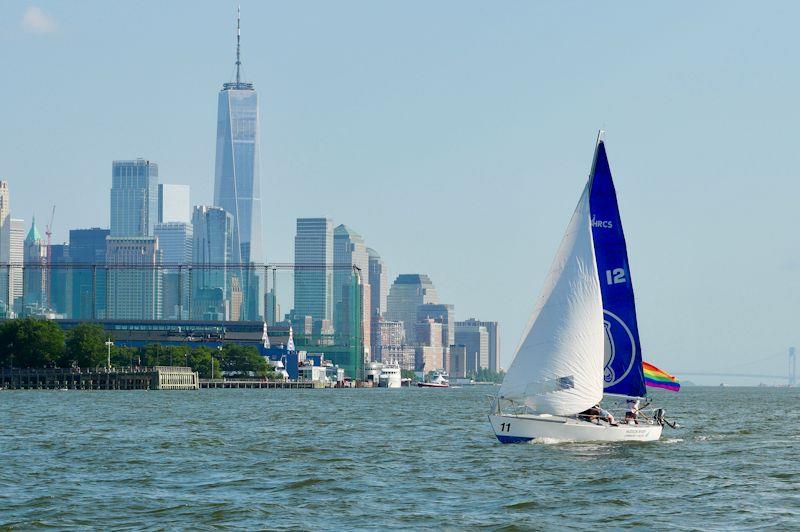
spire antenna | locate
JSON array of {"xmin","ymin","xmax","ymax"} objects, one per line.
[
  {"xmin": 235, "ymin": 4, "xmax": 241, "ymax": 84},
  {"xmin": 223, "ymin": 3, "xmax": 252, "ymax": 90}
]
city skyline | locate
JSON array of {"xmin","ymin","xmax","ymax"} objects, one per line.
[{"xmin": 1, "ymin": 2, "xmax": 799, "ymax": 380}]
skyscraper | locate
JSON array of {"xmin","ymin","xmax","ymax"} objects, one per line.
[
  {"xmin": 294, "ymin": 217, "xmax": 333, "ymax": 325},
  {"xmin": 69, "ymin": 228, "xmax": 110, "ymax": 319},
  {"xmin": 456, "ymin": 318, "xmax": 501, "ymax": 372},
  {"xmin": 333, "ymin": 224, "xmax": 371, "ymax": 357},
  {"xmin": 158, "ymin": 184, "xmax": 191, "ymax": 224},
  {"xmin": 154, "ymin": 222, "xmax": 193, "ymax": 266},
  {"xmin": 110, "ymin": 159, "xmax": 159, "ymax": 237},
  {"xmin": 367, "ymin": 247, "xmax": 388, "ymax": 318},
  {"xmin": 9, "ymin": 218, "xmax": 24, "ymax": 314},
  {"xmin": 417, "ymin": 303, "xmax": 455, "ymax": 348},
  {"xmin": 192, "ymin": 205, "xmax": 233, "ymax": 320},
  {"xmin": 338, "ymin": 272, "xmax": 367, "ymax": 371},
  {"xmin": 333, "ymin": 225, "xmax": 369, "ymax": 318},
  {"xmin": 386, "ymin": 274, "xmax": 440, "ymax": 345},
  {"xmin": 154, "ymin": 221, "xmax": 193, "ymax": 319},
  {"xmin": 49, "ymin": 243, "xmax": 71, "ymax": 317},
  {"xmin": 106, "ymin": 237, "xmax": 161, "ymax": 320},
  {"xmin": 0, "ymin": 181, "xmax": 11, "ymax": 315},
  {"xmin": 213, "ymin": 8, "xmax": 262, "ymax": 266},
  {"xmin": 0, "ymin": 181, "xmax": 8, "ymax": 232},
  {"xmin": 454, "ymin": 322, "xmax": 489, "ymax": 374},
  {"xmin": 23, "ymin": 218, "xmax": 47, "ymax": 313},
  {"xmin": 213, "ymin": 9, "xmax": 264, "ymax": 320},
  {"xmin": 416, "ymin": 318, "xmax": 443, "ymax": 348}
]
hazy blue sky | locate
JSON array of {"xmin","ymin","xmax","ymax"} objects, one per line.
[{"xmin": 1, "ymin": 1, "xmax": 798, "ymax": 384}]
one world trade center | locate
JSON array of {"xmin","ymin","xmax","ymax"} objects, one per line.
[{"xmin": 213, "ymin": 7, "xmax": 264, "ymax": 319}]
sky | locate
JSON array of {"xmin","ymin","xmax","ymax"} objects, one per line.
[{"xmin": 1, "ymin": 1, "xmax": 799, "ymax": 384}]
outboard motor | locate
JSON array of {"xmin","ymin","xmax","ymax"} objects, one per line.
[{"xmin": 653, "ymin": 408, "xmax": 677, "ymax": 428}]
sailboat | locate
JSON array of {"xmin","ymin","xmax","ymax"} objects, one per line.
[{"xmin": 489, "ymin": 133, "xmax": 666, "ymax": 443}]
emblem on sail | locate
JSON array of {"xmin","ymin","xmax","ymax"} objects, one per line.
[
  {"xmin": 602, "ymin": 310, "xmax": 637, "ymax": 387},
  {"xmin": 603, "ymin": 320, "xmax": 615, "ymax": 383}
]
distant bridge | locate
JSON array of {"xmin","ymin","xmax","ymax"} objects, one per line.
[
  {"xmin": 674, "ymin": 348, "xmax": 796, "ymax": 386},
  {"xmin": 674, "ymin": 371, "xmax": 788, "ymax": 381}
]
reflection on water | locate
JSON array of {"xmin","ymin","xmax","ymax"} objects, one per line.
[{"xmin": 1, "ymin": 386, "xmax": 798, "ymax": 528}]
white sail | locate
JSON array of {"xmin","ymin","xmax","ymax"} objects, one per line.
[{"xmin": 499, "ymin": 183, "xmax": 604, "ymax": 416}]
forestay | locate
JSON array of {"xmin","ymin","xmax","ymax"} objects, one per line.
[
  {"xmin": 588, "ymin": 141, "xmax": 647, "ymax": 398},
  {"xmin": 499, "ymin": 183, "xmax": 604, "ymax": 416}
]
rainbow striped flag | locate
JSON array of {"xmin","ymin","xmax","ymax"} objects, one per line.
[{"xmin": 643, "ymin": 361, "xmax": 680, "ymax": 392}]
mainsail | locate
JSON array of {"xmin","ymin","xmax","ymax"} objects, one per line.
[
  {"xmin": 499, "ymin": 183, "xmax": 605, "ymax": 416},
  {"xmin": 588, "ymin": 140, "xmax": 646, "ymax": 397}
]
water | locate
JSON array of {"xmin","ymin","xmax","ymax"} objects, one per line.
[{"xmin": 1, "ymin": 386, "xmax": 798, "ymax": 529}]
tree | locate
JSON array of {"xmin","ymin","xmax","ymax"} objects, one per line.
[
  {"xmin": 111, "ymin": 346, "xmax": 141, "ymax": 368},
  {"xmin": 218, "ymin": 343, "xmax": 268, "ymax": 377},
  {"xmin": 0, "ymin": 318, "xmax": 64, "ymax": 368},
  {"xmin": 401, "ymin": 369, "xmax": 418, "ymax": 381},
  {"xmin": 141, "ymin": 343, "xmax": 163, "ymax": 366},
  {"xmin": 468, "ymin": 368, "xmax": 506, "ymax": 383},
  {"xmin": 187, "ymin": 346, "xmax": 217, "ymax": 378},
  {"xmin": 63, "ymin": 323, "xmax": 107, "ymax": 368}
]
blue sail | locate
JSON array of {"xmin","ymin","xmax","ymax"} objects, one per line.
[{"xmin": 588, "ymin": 140, "xmax": 646, "ymax": 397}]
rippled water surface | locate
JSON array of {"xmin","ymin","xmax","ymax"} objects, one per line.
[{"xmin": 1, "ymin": 386, "xmax": 798, "ymax": 529}]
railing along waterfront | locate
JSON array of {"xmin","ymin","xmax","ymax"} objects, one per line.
[{"xmin": 0, "ymin": 366, "xmax": 199, "ymax": 390}]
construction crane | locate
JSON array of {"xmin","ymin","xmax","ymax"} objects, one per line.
[{"xmin": 45, "ymin": 205, "xmax": 55, "ymax": 309}]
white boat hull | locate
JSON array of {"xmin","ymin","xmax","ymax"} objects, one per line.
[
  {"xmin": 489, "ymin": 413, "xmax": 662, "ymax": 443},
  {"xmin": 379, "ymin": 376, "xmax": 401, "ymax": 388}
]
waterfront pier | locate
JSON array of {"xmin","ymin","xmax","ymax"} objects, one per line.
[
  {"xmin": 200, "ymin": 379, "xmax": 320, "ymax": 389},
  {"xmin": 0, "ymin": 366, "xmax": 199, "ymax": 390}
]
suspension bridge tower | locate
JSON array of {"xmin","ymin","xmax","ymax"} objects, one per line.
[{"xmin": 789, "ymin": 347, "xmax": 797, "ymax": 387}]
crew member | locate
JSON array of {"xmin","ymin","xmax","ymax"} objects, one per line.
[{"xmin": 625, "ymin": 398, "xmax": 640, "ymax": 424}]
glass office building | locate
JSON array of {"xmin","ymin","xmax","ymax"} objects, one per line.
[
  {"xmin": 367, "ymin": 247, "xmax": 388, "ymax": 318},
  {"xmin": 386, "ymin": 274, "xmax": 440, "ymax": 346},
  {"xmin": 154, "ymin": 222, "xmax": 193, "ymax": 319},
  {"xmin": 106, "ymin": 236, "xmax": 161, "ymax": 320},
  {"xmin": 111, "ymin": 159, "xmax": 159, "ymax": 237},
  {"xmin": 293, "ymin": 218, "xmax": 333, "ymax": 324},
  {"xmin": 192, "ymin": 205, "xmax": 233, "ymax": 320},
  {"xmin": 213, "ymin": 14, "xmax": 264, "ymax": 319},
  {"xmin": 68, "ymin": 228, "xmax": 109, "ymax": 319},
  {"xmin": 213, "ymin": 85, "xmax": 262, "ymax": 266}
]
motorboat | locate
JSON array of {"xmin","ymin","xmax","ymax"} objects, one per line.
[{"xmin": 418, "ymin": 371, "xmax": 449, "ymax": 388}]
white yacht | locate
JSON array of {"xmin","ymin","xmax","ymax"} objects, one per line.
[{"xmin": 378, "ymin": 362, "xmax": 402, "ymax": 388}]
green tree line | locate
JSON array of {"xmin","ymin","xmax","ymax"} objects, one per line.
[
  {"xmin": 0, "ymin": 318, "xmax": 276, "ymax": 379},
  {"xmin": 467, "ymin": 368, "xmax": 506, "ymax": 383}
]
